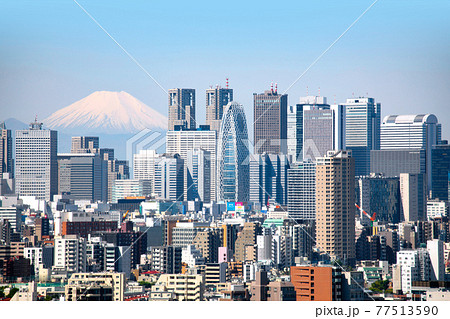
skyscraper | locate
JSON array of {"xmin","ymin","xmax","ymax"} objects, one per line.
[
  {"xmin": 249, "ymin": 153, "xmax": 290, "ymax": 206},
  {"xmin": 168, "ymin": 88, "xmax": 196, "ymax": 130},
  {"xmin": 400, "ymin": 173, "xmax": 426, "ymax": 222},
  {"xmin": 217, "ymin": 102, "xmax": 249, "ymax": 202},
  {"xmin": 287, "ymin": 97, "xmax": 345, "ymax": 164},
  {"xmin": 154, "ymin": 154, "xmax": 184, "ymax": 201},
  {"xmin": 15, "ymin": 120, "xmax": 58, "ymax": 201},
  {"xmin": 287, "ymin": 160, "xmax": 316, "ymax": 221},
  {"xmin": 133, "ymin": 149, "xmax": 162, "ymax": 194},
  {"xmin": 253, "ymin": 85, "xmax": 287, "ymax": 154},
  {"xmin": 287, "ymin": 104, "xmax": 303, "ymax": 163},
  {"xmin": 381, "ymin": 114, "xmax": 441, "ymax": 190},
  {"xmin": 0, "ymin": 122, "xmax": 13, "ymax": 176},
  {"xmin": 343, "ymin": 97, "xmax": 381, "ymax": 176},
  {"xmin": 57, "ymin": 153, "xmax": 107, "ymax": 201},
  {"xmin": 186, "ymin": 148, "xmax": 211, "ymax": 203},
  {"xmin": 166, "ymin": 127, "xmax": 217, "ymax": 201},
  {"xmin": 431, "ymin": 144, "xmax": 450, "ymax": 201},
  {"xmin": 316, "ymin": 150, "xmax": 355, "ymax": 266},
  {"xmin": 71, "ymin": 136, "xmax": 99, "ymax": 153},
  {"xmin": 206, "ymin": 85, "xmax": 233, "ymax": 132}
]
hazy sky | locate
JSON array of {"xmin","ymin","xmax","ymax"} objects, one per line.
[{"xmin": 1, "ymin": 0, "xmax": 449, "ymax": 138}]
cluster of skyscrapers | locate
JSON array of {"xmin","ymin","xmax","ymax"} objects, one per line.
[{"xmin": 1, "ymin": 82, "xmax": 450, "ymax": 301}]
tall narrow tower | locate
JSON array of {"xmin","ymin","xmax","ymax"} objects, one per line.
[
  {"xmin": 316, "ymin": 150, "xmax": 355, "ymax": 266},
  {"xmin": 168, "ymin": 88, "xmax": 196, "ymax": 130},
  {"xmin": 206, "ymin": 84, "xmax": 233, "ymax": 132}
]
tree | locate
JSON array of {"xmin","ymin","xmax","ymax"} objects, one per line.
[{"xmin": 370, "ymin": 280, "xmax": 390, "ymax": 293}]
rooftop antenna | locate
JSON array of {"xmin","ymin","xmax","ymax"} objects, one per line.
[
  {"xmin": 334, "ymin": 95, "xmax": 336, "ymax": 104},
  {"xmin": 275, "ymin": 83, "xmax": 278, "ymax": 94},
  {"xmin": 318, "ymin": 87, "xmax": 321, "ymax": 97},
  {"xmin": 306, "ymin": 86, "xmax": 309, "ymax": 96},
  {"xmin": 35, "ymin": 115, "xmax": 38, "ymax": 123},
  {"xmin": 366, "ymin": 92, "xmax": 369, "ymax": 97},
  {"xmin": 226, "ymin": 78, "xmax": 229, "ymax": 89},
  {"xmin": 352, "ymin": 92, "xmax": 355, "ymax": 98},
  {"xmin": 271, "ymin": 82, "xmax": 274, "ymax": 93}
]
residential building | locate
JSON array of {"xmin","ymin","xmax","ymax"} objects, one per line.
[
  {"xmin": 290, "ymin": 265, "xmax": 342, "ymax": 301},
  {"xmin": 151, "ymin": 246, "xmax": 182, "ymax": 274},
  {"xmin": 65, "ymin": 272, "xmax": 125, "ymax": 301},
  {"xmin": 53, "ymin": 235, "xmax": 87, "ymax": 275},
  {"xmin": 155, "ymin": 274, "xmax": 204, "ymax": 301},
  {"xmin": 316, "ymin": 150, "xmax": 356, "ymax": 265}
]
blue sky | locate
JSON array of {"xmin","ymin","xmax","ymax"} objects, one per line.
[{"xmin": 1, "ymin": 0, "xmax": 449, "ymax": 138}]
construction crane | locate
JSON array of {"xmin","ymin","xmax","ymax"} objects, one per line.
[
  {"xmin": 355, "ymin": 203, "xmax": 376, "ymax": 226},
  {"xmin": 122, "ymin": 210, "xmax": 129, "ymax": 220}
]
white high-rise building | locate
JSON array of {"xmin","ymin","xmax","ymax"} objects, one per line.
[
  {"xmin": 112, "ymin": 179, "xmax": 152, "ymax": 203},
  {"xmin": 53, "ymin": 235, "xmax": 87, "ymax": 274},
  {"xmin": 15, "ymin": 121, "xmax": 58, "ymax": 201},
  {"xmin": 396, "ymin": 249, "xmax": 431, "ymax": 293},
  {"xmin": 427, "ymin": 239, "xmax": 445, "ymax": 281},
  {"xmin": 153, "ymin": 154, "xmax": 184, "ymax": 201},
  {"xmin": 343, "ymin": 97, "xmax": 381, "ymax": 176},
  {"xmin": 186, "ymin": 148, "xmax": 211, "ymax": 202},
  {"xmin": 166, "ymin": 129, "xmax": 217, "ymax": 201},
  {"xmin": 133, "ymin": 149, "xmax": 162, "ymax": 193},
  {"xmin": 381, "ymin": 114, "xmax": 440, "ymax": 189}
]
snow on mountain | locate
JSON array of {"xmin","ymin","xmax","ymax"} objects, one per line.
[{"xmin": 43, "ymin": 91, "xmax": 167, "ymax": 134}]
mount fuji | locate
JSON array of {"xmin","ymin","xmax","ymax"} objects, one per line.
[{"xmin": 44, "ymin": 91, "xmax": 167, "ymax": 134}]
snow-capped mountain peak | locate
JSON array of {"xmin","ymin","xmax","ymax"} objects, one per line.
[{"xmin": 44, "ymin": 91, "xmax": 167, "ymax": 134}]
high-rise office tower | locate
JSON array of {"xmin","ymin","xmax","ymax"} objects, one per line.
[
  {"xmin": 253, "ymin": 85, "xmax": 287, "ymax": 154},
  {"xmin": 431, "ymin": 144, "xmax": 450, "ymax": 201},
  {"xmin": 168, "ymin": 88, "xmax": 196, "ymax": 130},
  {"xmin": 381, "ymin": 114, "xmax": 440, "ymax": 190},
  {"xmin": 206, "ymin": 85, "xmax": 233, "ymax": 132},
  {"xmin": 57, "ymin": 153, "xmax": 107, "ymax": 201},
  {"xmin": 249, "ymin": 153, "xmax": 290, "ymax": 206},
  {"xmin": 400, "ymin": 173, "xmax": 426, "ymax": 222},
  {"xmin": 287, "ymin": 160, "xmax": 316, "ymax": 221},
  {"xmin": 287, "ymin": 97, "xmax": 345, "ymax": 164},
  {"xmin": 133, "ymin": 149, "xmax": 162, "ymax": 194},
  {"xmin": 186, "ymin": 148, "xmax": 211, "ymax": 203},
  {"xmin": 217, "ymin": 102, "xmax": 249, "ymax": 202},
  {"xmin": 316, "ymin": 150, "xmax": 355, "ymax": 266},
  {"xmin": 370, "ymin": 149, "xmax": 426, "ymax": 177},
  {"xmin": 287, "ymin": 104, "xmax": 303, "ymax": 163},
  {"xmin": 154, "ymin": 154, "xmax": 184, "ymax": 201},
  {"xmin": 355, "ymin": 174, "xmax": 401, "ymax": 224},
  {"xmin": 343, "ymin": 97, "xmax": 380, "ymax": 176},
  {"xmin": 15, "ymin": 121, "xmax": 58, "ymax": 201},
  {"xmin": 0, "ymin": 122, "xmax": 13, "ymax": 176},
  {"xmin": 166, "ymin": 127, "xmax": 217, "ymax": 201},
  {"xmin": 71, "ymin": 136, "xmax": 99, "ymax": 153}
]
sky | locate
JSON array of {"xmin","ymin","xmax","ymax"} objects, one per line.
[{"xmin": 1, "ymin": 0, "xmax": 450, "ymax": 139}]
